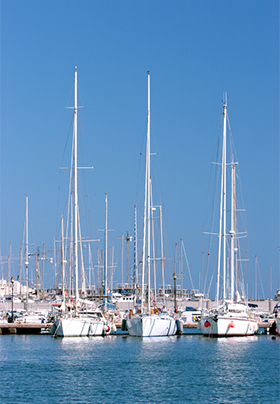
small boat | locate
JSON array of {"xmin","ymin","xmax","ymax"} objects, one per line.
[
  {"xmin": 126, "ymin": 72, "xmax": 176, "ymax": 337},
  {"xmin": 198, "ymin": 99, "xmax": 258, "ymax": 337}
]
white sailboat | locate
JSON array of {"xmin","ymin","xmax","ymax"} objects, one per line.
[
  {"xmin": 126, "ymin": 72, "xmax": 177, "ymax": 337},
  {"xmin": 51, "ymin": 67, "xmax": 112, "ymax": 337},
  {"xmin": 199, "ymin": 99, "xmax": 258, "ymax": 337}
]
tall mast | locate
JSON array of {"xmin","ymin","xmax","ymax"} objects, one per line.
[
  {"xmin": 97, "ymin": 247, "xmax": 100, "ymax": 294},
  {"xmin": 147, "ymin": 72, "xmax": 151, "ymax": 315},
  {"xmin": 25, "ymin": 195, "xmax": 29, "ymax": 309},
  {"xmin": 180, "ymin": 238, "xmax": 183, "ymax": 295},
  {"xmin": 120, "ymin": 234, "xmax": 124, "ymax": 286},
  {"xmin": 222, "ymin": 100, "xmax": 227, "ymax": 301},
  {"xmin": 141, "ymin": 72, "xmax": 150, "ymax": 313},
  {"xmin": 216, "ymin": 99, "xmax": 227, "ymax": 304},
  {"xmin": 35, "ymin": 248, "xmax": 40, "ymax": 297},
  {"xmin": 133, "ymin": 205, "xmax": 138, "ymax": 293},
  {"xmin": 69, "ymin": 196, "xmax": 73, "ymax": 295},
  {"xmin": 42, "ymin": 242, "xmax": 45, "ymax": 298},
  {"xmin": 104, "ymin": 193, "xmax": 108, "ymax": 310},
  {"xmin": 255, "ymin": 255, "xmax": 257, "ymax": 300},
  {"xmin": 19, "ymin": 247, "xmax": 23, "ymax": 295},
  {"xmin": 61, "ymin": 215, "xmax": 65, "ymax": 305},
  {"xmin": 74, "ymin": 66, "xmax": 79, "ymax": 303}
]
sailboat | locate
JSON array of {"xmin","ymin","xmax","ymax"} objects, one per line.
[
  {"xmin": 198, "ymin": 99, "xmax": 258, "ymax": 337},
  {"xmin": 51, "ymin": 67, "xmax": 112, "ymax": 337},
  {"xmin": 126, "ymin": 72, "xmax": 177, "ymax": 337}
]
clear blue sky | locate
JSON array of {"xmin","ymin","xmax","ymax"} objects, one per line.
[{"xmin": 1, "ymin": 1, "xmax": 279, "ymax": 299}]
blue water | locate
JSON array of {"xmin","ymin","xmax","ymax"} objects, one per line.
[{"xmin": 0, "ymin": 334, "xmax": 279, "ymax": 403}]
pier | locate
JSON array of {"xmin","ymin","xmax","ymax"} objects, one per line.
[
  {"xmin": 0, "ymin": 320, "xmax": 276, "ymax": 336},
  {"xmin": 0, "ymin": 322, "xmax": 52, "ymax": 335}
]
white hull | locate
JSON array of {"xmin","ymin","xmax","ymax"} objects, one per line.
[
  {"xmin": 126, "ymin": 314, "xmax": 177, "ymax": 337},
  {"xmin": 51, "ymin": 317, "xmax": 111, "ymax": 337},
  {"xmin": 199, "ymin": 316, "xmax": 258, "ymax": 337}
]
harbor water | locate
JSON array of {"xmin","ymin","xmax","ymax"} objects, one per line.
[{"xmin": 0, "ymin": 334, "xmax": 279, "ymax": 403}]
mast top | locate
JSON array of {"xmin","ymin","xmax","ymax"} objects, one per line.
[{"xmin": 223, "ymin": 92, "xmax": 227, "ymax": 108}]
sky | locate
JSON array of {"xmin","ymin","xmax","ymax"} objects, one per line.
[{"xmin": 0, "ymin": 1, "xmax": 279, "ymax": 299}]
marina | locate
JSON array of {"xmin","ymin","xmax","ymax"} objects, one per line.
[
  {"xmin": 1, "ymin": 69, "xmax": 277, "ymax": 341},
  {"xmin": 1, "ymin": 2, "xmax": 279, "ymax": 403},
  {"xmin": 0, "ymin": 297, "xmax": 278, "ymax": 336}
]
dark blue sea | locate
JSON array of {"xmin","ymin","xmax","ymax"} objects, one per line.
[{"xmin": 0, "ymin": 334, "xmax": 279, "ymax": 403}]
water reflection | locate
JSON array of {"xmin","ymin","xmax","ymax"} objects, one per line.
[
  {"xmin": 1, "ymin": 333, "xmax": 278, "ymax": 404},
  {"xmin": 140, "ymin": 336, "xmax": 178, "ymax": 344}
]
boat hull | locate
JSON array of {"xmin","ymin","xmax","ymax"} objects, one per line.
[
  {"xmin": 126, "ymin": 315, "xmax": 177, "ymax": 337},
  {"xmin": 275, "ymin": 318, "xmax": 280, "ymax": 335},
  {"xmin": 51, "ymin": 317, "xmax": 110, "ymax": 337},
  {"xmin": 199, "ymin": 316, "xmax": 258, "ymax": 337}
]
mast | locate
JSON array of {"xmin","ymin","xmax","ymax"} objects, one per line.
[
  {"xmin": 8, "ymin": 243, "xmax": 11, "ymax": 281},
  {"xmin": 69, "ymin": 195, "xmax": 73, "ymax": 295},
  {"xmin": 19, "ymin": 247, "xmax": 23, "ymax": 296},
  {"xmin": 88, "ymin": 243, "xmax": 92, "ymax": 291},
  {"xmin": 230, "ymin": 162, "xmax": 236, "ymax": 300},
  {"xmin": 216, "ymin": 99, "xmax": 227, "ymax": 304},
  {"xmin": 133, "ymin": 205, "xmax": 138, "ymax": 294},
  {"xmin": 74, "ymin": 66, "xmax": 79, "ymax": 303},
  {"xmin": 25, "ymin": 195, "xmax": 29, "ymax": 309},
  {"xmin": 104, "ymin": 193, "xmax": 108, "ymax": 309},
  {"xmin": 159, "ymin": 205, "xmax": 165, "ymax": 306},
  {"xmin": 147, "ymin": 72, "xmax": 151, "ymax": 315},
  {"xmin": 35, "ymin": 248, "xmax": 40, "ymax": 297},
  {"xmin": 61, "ymin": 215, "xmax": 65, "ymax": 305},
  {"xmin": 141, "ymin": 72, "xmax": 150, "ymax": 313},
  {"xmin": 97, "ymin": 247, "xmax": 100, "ymax": 294},
  {"xmin": 255, "ymin": 255, "xmax": 257, "ymax": 300},
  {"xmin": 173, "ymin": 243, "xmax": 178, "ymax": 311},
  {"xmin": 150, "ymin": 183, "xmax": 156, "ymax": 304},
  {"xmin": 222, "ymin": 100, "xmax": 227, "ymax": 301},
  {"xmin": 78, "ymin": 209, "xmax": 86, "ymax": 296},
  {"xmin": 180, "ymin": 238, "xmax": 183, "ymax": 296},
  {"xmin": 42, "ymin": 242, "xmax": 45, "ymax": 298},
  {"xmin": 53, "ymin": 237, "xmax": 56, "ymax": 289}
]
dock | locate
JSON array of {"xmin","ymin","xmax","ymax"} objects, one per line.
[
  {"xmin": 0, "ymin": 319, "xmax": 276, "ymax": 336},
  {"xmin": 0, "ymin": 322, "xmax": 52, "ymax": 335}
]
